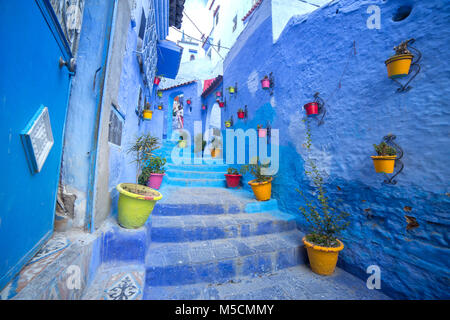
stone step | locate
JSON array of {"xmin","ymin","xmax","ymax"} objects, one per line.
[
  {"xmin": 165, "ymin": 177, "xmax": 226, "ymax": 188},
  {"xmin": 143, "ymin": 264, "xmax": 391, "ymax": 300},
  {"xmin": 166, "ymin": 163, "xmax": 228, "ymax": 172},
  {"xmin": 153, "ymin": 187, "xmax": 278, "ymax": 216},
  {"xmin": 166, "ymin": 169, "xmax": 227, "ymax": 180},
  {"xmin": 151, "ymin": 212, "xmax": 297, "ymax": 242},
  {"xmin": 145, "ymin": 230, "xmax": 306, "ymax": 287}
]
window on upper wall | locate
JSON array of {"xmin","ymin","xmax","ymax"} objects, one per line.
[
  {"xmin": 138, "ymin": 8, "xmax": 146, "ymax": 41},
  {"xmin": 190, "ymin": 54, "xmax": 195, "ymax": 61},
  {"xmin": 233, "ymin": 15, "xmax": 237, "ymax": 32}
]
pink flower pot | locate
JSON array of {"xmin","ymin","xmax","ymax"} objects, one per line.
[
  {"xmin": 258, "ymin": 128, "xmax": 267, "ymax": 138},
  {"xmin": 147, "ymin": 173, "xmax": 165, "ymax": 190},
  {"xmin": 216, "ymin": 91, "xmax": 222, "ymax": 97},
  {"xmin": 261, "ymin": 78, "xmax": 270, "ymax": 89}
]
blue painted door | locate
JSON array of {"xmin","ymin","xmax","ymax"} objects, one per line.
[{"xmin": 0, "ymin": 1, "xmax": 72, "ymax": 290}]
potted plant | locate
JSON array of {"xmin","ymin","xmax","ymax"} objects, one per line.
[
  {"xmin": 225, "ymin": 167, "xmax": 241, "ymax": 188},
  {"xmin": 227, "ymin": 86, "xmax": 236, "ymax": 94},
  {"xmin": 157, "ymin": 104, "xmax": 163, "ymax": 110},
  {"xmin": 257, "ymin": 124, "xmax": 267, "ymax": 138},
  {"xmin": 118, "ymin": 134, "xmax": 163, "ymax": 229},
  {"xmin": 261, "ymin": 75, "xmax": 271, "ymax": 89},
  {"xmin": 210, "ymin": 137, "xmax": 222, "ymax": 158},
  {"xmin": 143, "ymin": 103, "xmax": 153, "ymax": 120},
  {"xmin": 225, "ymin": 116, "xmax": 233, "ymax": 128},
  {"xmin": 178, "ymin": 136, "xmax": 187, "ymax": 149},
  {"xmin": 219, "ymin": 101, "xmax": 225, "ymax": 108},
  {"xmin": 303, "ymin": 102, "xmax": 319, "ymax": 116},
  {"xmin": 216, "ymin": 91, "xmax": 222, "ymax": 98},
  {"xmin": 138, "ymin": 156, "xmax": 167, "ymax": 190},
  {"xmin": 372, "ymin": 142, "xmax": 397, "ymax": 173},
  {"xmin": 157, "ymin": 90, "xmax": 163, "ymax": 98},
  {"xmin": 385, "ymin": 40, "xmax": 414, "ymax": 79},
  {"xmin": 186, "ymin": 98, "xmax": 192, "ymax": 105},
  {"xmin": 237, "ymin": 108, "xmax": 245, "ymax": 119},
  {"xmin": 154, "ymin": 75, "xmax": 162, "ymax": 86},
  {"xmin": 240, "ymin": 158, "xmax": 273, "ymax": 201},
  {"xmin": 202, "ymin": 104, "xmax": 207, "ymax": 111},
  {"xmin": 298, "ymin": 120, "xmax": 349, "ymax": 275}
]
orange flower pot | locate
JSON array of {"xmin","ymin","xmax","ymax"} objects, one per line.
[
  {"xmin": 385, "ymin": 54, "xmax": 413, "ymax": 79},
  {"xmin": 303, "ymin": 237, "xmax": 344, "ymax": 275},
  {"xmin": 371, "ymin": 155, "xmax": 396, "ymax": 173},
  {"xmin": 248, "ymin": 178, "xmax": 272, "ymax": 201}
]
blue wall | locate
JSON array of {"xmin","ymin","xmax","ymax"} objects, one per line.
[{"xmin": 220, "ymin": 0, "xmax": 450, "ymax": 299}]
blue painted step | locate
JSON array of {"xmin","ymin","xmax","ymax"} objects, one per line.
[
  {"xmin": 165, "ymin": 163, "xmax": 228, "ymax": 172},
  {"xmin": 145, "ymin": 230, "xmax": 306, "ymax": 287},
  {"xmin": 165, "ymin": 177, "xmax": 226, "ymax": 188},
  {"xmin": 166, "ymin": 169, "xmax": 226, "ymax": 180},
  {"xmin": 151, "ymin": 212, "xmax": 297, "ymax": 242}
]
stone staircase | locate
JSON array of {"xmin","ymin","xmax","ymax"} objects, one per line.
[{"xmin": 144, "ymin": 187, "xmax": 306, "ymax": 298}]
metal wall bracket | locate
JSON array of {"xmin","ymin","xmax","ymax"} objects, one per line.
[
  {"xmin": 391, "ymin": 39, "xmax": 422, "ymax": 93},
  {"xmin": 382, "ymin": 134, "xmax": 404, "ymax": 185},
  {"xmin": 314, "ymin": 92, "xmax": 326, "ymax": 126}
]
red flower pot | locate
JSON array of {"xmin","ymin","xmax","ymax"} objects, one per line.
[
  {"xmin": 237, "ymin": 111, "xmax": 245, "ymax": 119},
  {"xmin": 225, "ymin": 174, "xmax": 241, "ymax": 188},
  {"xmin": 154, "ymin": 77, "xmax": 161, "ymax": 86},
  {"xmin": 187, "ymin": 100, "xmax": 191, "ymax": 105},
  {"xmin": 147, "ymin": 173, "xmax": 165, "ymax": 190},
  {"xmin": 261, "ymin": 78, "xmax": 270, "ymax": 89},
  {"xmin": 219, "ymin": 102, "xmax": 225, "ymax": 108},
  {"xmin": 304, "ymin": 102, "xmax": 319, "ymax": 116}
]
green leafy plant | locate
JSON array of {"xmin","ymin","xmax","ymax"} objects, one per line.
[
  {"xmin": 238, "ymin": 108, "xmax": 244, "ymax": 113},
  {"xmin": 144, "ymin": 102, "xmax": 151, "ymax": 110},
  {"xmin": 297, "ymin": 120, "xmax": 349, "ymax": 247},
  {"xmin": 211, "ymin": 137, "xmax": 222, "ymax": 152},
  {"xmin": 257, "ymin": 124, "xmax": 263, "ymax": 130},
  {"xmin": 373, "ymin": 142, "xmax": 397, "ymax": 156},
  {"xmin": 138, "ymin": 156, "xmax": 166, "ymax": 186},
  {"xmin": 240, "ymin": 157, "xmax": 272, "ymax": 183},
  {"xmin": 127, "ymin": 134, "xmax": 160, "ymax": 184},
  {"xmin": 227, "ymin": 167, "xmax": 240, "ymax": 175}
]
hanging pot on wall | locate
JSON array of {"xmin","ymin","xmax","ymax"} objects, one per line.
[
  {"xmin": 219, "ymin": 101, "xmax": 225, "ymax": 108},
  {"xmin": 371, "ymin": 155, "xmax": 397, "ymax": 173},
  {"xmin": 202, "ymin": 105, "xmax": 207, "ymax": 110},
  {"xmin": 261, "ymin": 76, "xmax": 271, "ymax": 89},
  {"xmin": 157, "ymin": 91, "xmax": 163, "ymax": 98},
  {"xmin": 216, "ymin": 91, "xmax": 222, "ymax": 98},
  {"xmin": 385, "ymin": 54, "xmax": 414, "ymax": 79},
  {"xmin": 304, "ymin": 102, "xmax": 319, "ymax": 116},
  {"xmin": 237, "ymin": 110, "xmax": 245, "ymax": 119},
  {"xmin": 225, "ymin": 121, "xmax": 232, "ymax": 128},
  {"xmin": 157, "ymin": 105, "xmax": 163, "ymax": 110},
  {"xmin": 258, "ymin": 128, "xmax": 267, "ymax": 138},
  {"xmin": 228, "ymin": 86, "xmax": 235, "ymax": 94},
  {"xmin": 143, "ymin": 110, "xmax": 153, "ymax": 120},
  {"xmin": 154, "ymin": 76, "xmax": 161, "ymax": 86}
]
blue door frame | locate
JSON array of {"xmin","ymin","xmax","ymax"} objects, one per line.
[{"xmin": 0, "ymin": 1, "xmax": 73, "ymax": 290}]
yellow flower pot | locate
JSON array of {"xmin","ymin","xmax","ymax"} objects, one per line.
[
  {"xmin": 385, "ymin": 54, "xmax": 413, "ymax": 79},
  {"xmin": 116, "ymin": 183, "xmax": 162, "ymax": 229},
  {"xmin": 225, "ymin": 121, "xmax": 231, "ymax": 128},
  {"xmin": 303, "ymin": 237, "xmax": 344, "ymax": 276},
  {"xmin": 248, "ymin": 178, "xmax": 272, "ymax": 201},
  {"xmin": 211, "ymin": 149, "xmax": 222, "ymax": 158},
  {"xmin": 371, "ymin": 155, "xmax": 396, "ymax": 173},
  {"xmin": 228, "ymin": 87, "xmax": 235, "ymax": 94},
  {"xmin": 143, "ymin": 110, "xmax": 153, "ymax": 120}
]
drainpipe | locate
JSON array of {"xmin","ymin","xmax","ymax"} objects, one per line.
[{"xmin": 85, "ymin": 0, "xmax": 118, "ymax": 233}]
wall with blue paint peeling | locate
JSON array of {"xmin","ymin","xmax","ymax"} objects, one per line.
[{"xmin": 220, "ymin": 0, "xmax": 450, "ymax": 299}]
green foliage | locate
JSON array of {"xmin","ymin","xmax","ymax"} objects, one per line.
[
  {"xmin": 127, "ymin": 134, "xmax": 160, "ymax": 183},
  {"xmin": 297, "ymin": 120, "xmax": 349, "ymax": 247},
  {"xmin": 227, "ymin": 167, "xmax": 240, "ymax": 175},
  {"xmin": 240, "ymin": 157, "xmax": 272, "ymax": 183},
  {"xmin": 373, "ymin": 142, "xmax": 397, "ymax": 156},
  {"xmin": 138, "ymin": 156, "xmax": 166, "ymax": 186},
  {"xmin": 238, "ymin": 108, "xmax": 244, "ymax": 113}
]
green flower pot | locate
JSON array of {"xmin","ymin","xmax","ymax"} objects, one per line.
[{"xmin": 116, "ymin": 183, "xmax": 162, "ymax": 229}]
